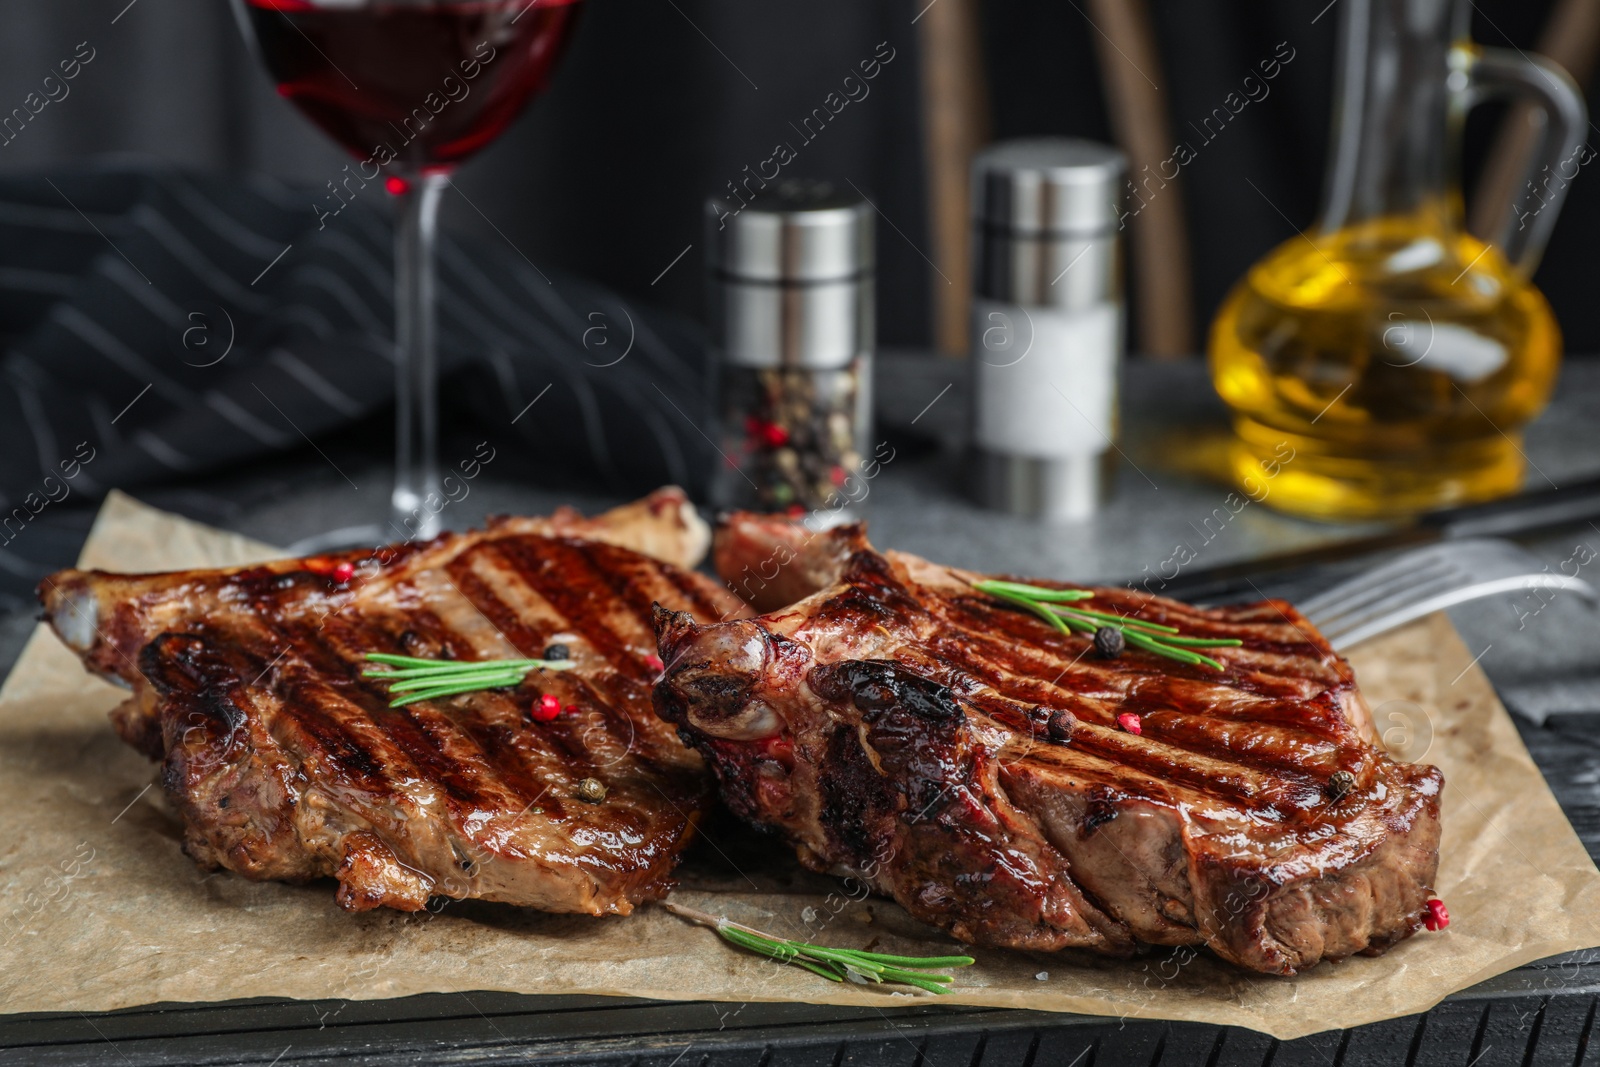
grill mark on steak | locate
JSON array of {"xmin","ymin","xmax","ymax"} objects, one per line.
[
  {"xmin": 935, "ymin": 589, "xmax": 1346, "ymax": 701},
  {"xmin": 816, "ymin": 722, "xmax": 898, "ymax": 866},
  {"xmin": 144, "ymin": 633, "xmax": 254, "ymax": 756},
  {"xmin": 805, "ymin": 551, "xmax": 931, "ymax": 638},
  {"xmin": 904, "ymin": 621, "xmax": 1360, "ymax": 811},
  {"xmin": 262, "ymin": 614, "xmax": 500, "ymax": 812},
  {"xmin": 442, "ymin": 556, "xmax": 554, "ymax": 661},
  {"xmin": 802, "ymin": 556, "xmax": 1338, "ymax": 810},
  {"xmin": 660, "ymin": 563, "xmax": 735, "ymax": 623},
  {"xmin": 440, "ymin": 547, "xmax": 675, "ymax": 781},
  {"xmin": 948, "ymin": 667, "xmax": 1347, "ymax": 789},
  {"xmin": 389, "ymin": 560, "xmax": 654, "ymax": 791},
  {"xmin": 659, "ymin": 513, "xmax": 1443, "ymax": 974},
  {"xmin": 487, "ymin": 538, "xmax": 653, "ymax": 675},
  {"xmin": 263, "ymin": 670, "xmax": 400, "ymax": 790},
  {"xmin": 905, "ymin": 600, "xmax": 1359, "ymax": 785},
  {"xmin": 291, "ymin": 675, "xmax": 470, "ymax": 802},
  {"xmin": 321, "ymin": 588, "xmax": 641, "ymax": 825},
  {"xmin": 437, "ymin": 561, "xmax": 643, "ymax": 778},
  {"xmin": 1132, "ymin": 709, "xmax": 1345, "ymax": 777},
  {"xmin": 387, "ymin": 609, "xmax": 460, "ymax": 660},
  {"xmin": 394, "ymin": 700, "xmax": 528, "ymax": 810},
  {"xmin": 442, "ymin": 695, "xmax": 558, "ymax": 802}
]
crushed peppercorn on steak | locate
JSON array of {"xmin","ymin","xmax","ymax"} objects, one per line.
[
  {"xmin": 654, "ymin": 512, "xmax": 1444, "ymax": 975},
  {"xmin": 38, "ymin": 488, "xmax": 747, "ymax": 915}
]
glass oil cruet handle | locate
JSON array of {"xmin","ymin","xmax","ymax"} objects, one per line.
[{"xmin": 1451, "ymin": 43, "xmax": 1588, "ymax": 276}]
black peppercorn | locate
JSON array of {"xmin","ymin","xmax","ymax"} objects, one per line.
[
  {"xmin": 1325, "ymin": 769, "xmax": 1357, "ymax": 802},
  {"xmin": 1046, "ymin": 710, "xmax": 1074, "ymax": 742},
  {"xmin": 1094, "ymin": 626, "xmax": 1125, "ymax": 658},
  {"xmin": 543, "ymin": 643, "xmax": 571, "ymax": 661}
]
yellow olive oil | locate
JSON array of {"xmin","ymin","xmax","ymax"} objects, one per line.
[{"xmin": 1208, "ymin": 214, "xmax": 1560, "ymax": 520}]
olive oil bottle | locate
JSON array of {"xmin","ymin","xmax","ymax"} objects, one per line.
[{"xmin": 1208, "ymin": 0, "xmax": 1583, "ymax": 520}]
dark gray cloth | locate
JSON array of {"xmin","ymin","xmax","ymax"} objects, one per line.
[{"xmin": 0, "ymin": 162, "xmax": 714, "ymax": 512}]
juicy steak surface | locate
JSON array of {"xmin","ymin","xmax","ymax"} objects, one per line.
[
  {"xmin": 656, "ymin": 514, "xmax": 1443, "ymax": 975},
  {"xmin": 41, "ymin": 489, "xmax": 747, "ymax": 915}
]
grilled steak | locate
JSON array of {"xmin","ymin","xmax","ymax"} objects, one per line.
[
  {"xmin": 40, "ymin": 488, "xmax": 747, "ymax": 916},
  {"xmin": 655, "ymin": 513, "xmax": 1443, "ymax": 975}
]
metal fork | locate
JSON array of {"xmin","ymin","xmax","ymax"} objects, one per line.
[{"xmin": 1298, "ymin": 538, "xmax": 1598, "ymax": 650}]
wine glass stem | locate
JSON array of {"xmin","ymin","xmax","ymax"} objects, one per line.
[{"xmin": 391, "ymin": 171, "xmax": 449, "ymax": 541}]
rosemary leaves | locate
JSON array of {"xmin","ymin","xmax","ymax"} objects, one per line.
[
  {"xmin": 361, "ymin": 652, "xmax": 574, "ymax": 707},
  {"xmin": 662, "ymin": 902, "xmax": 974, "ymax": 995},
  {"xmin": 971, "ymin": 579, "xmax": 1243, "ymax": 670}
]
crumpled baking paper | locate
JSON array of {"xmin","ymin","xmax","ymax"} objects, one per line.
[{"xmin": 2, "ymin": 490, "xmax": 1597, "ymax": 1039}]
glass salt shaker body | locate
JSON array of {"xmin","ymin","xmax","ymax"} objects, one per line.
[
  {"xmin": 970, "ymin": 139, "xmax": 1126, "ymax": 521},
  {"xmin": 708, "ymin": 181, "xmax": 874, "ymax": 523}
]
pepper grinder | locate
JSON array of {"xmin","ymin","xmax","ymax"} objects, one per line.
[
  {"xmin": 707, "ymin": 179, "xmax": 874, "ymax": 521},
  {"xmin": 969, "ymin": 138, "xmax": 1126, "ymax": 521}
]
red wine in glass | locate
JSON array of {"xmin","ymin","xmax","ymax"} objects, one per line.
[
  {"xmin": 243, "ymin": 0, "xmax": 583, "ymax": 172},
  {"xmin": 233, "ymin": 0, "xmax": 583, "ymax": 546}
]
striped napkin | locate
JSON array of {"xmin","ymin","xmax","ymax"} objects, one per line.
[{"xmin": 0, "ymin": 161, "xmax": 714, "ymax": 517}]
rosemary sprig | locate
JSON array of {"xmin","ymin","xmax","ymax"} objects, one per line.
[
  {"xmin": 362, "ymin": 652, "xmax": 574, "ymax": 707},
  {"xmin": 661, "ymin": 902, "xmax": 975, "ymax": 995},
  {"xmin": 971, "ymin": 579, "xmax": 1243, "ymax": 670}
]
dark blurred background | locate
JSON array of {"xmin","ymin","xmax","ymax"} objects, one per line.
[{"xmin": 0, "ymin": 0, "xmax": 1591, "ymax": 359}]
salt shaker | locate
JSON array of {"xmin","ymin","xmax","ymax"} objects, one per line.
[
  {"xmin": 970, "ymin": 139, "xmax": 1126, "ymax": 520},
  {"xmin": 707, "ymin": 180, "xmax": 874, "ymax": 520}
]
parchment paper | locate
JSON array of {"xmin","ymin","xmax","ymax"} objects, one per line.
[{"xmin": 2, "ymin": 491, "xmax": 1598, "ymax": 1039}]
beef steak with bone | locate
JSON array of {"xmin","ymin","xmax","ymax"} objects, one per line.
[
  {"xmin": 40, "ymin": 489, "xmax": 745, "ymax": 916},
  {"xmin": 653, "ymin": 512, "xmax": 1443, "ymax": 975}
]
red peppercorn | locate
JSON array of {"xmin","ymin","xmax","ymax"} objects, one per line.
[
  {"xmin": 532, "ymin": 694, "xmax": 561, "ymax": 722},
  {"xmin": 332, "ymin": 562, "xmax": 355, "ymax": 584},
  {"xmin": 829, "ymin": 465, "xmax": 847, "ymax": 487},
  {"xmin": 744, "ymin": 416, "xmax": 790, "ymax": 449},
  {"xmin": 385, "ymin": 175, "xmax": 410, "ymax": 196},
  {"xmin": 786, "ymin": 505, "xmax": 807, "ymax": 519},
  {"xmin": 1423, "ymin": 898, "xmax": 1449, "ymax": 931},
  {"xmin": 645, "ymin": 653, "xmax": 665, "ymax": 674},
  {"xmin": 1117, "ymin": 713, "xmax": 1142, "ymax": 735}
]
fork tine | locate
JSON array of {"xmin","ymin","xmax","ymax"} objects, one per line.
[
  {"xmin": 1308, "ymin": 571, "xmax": 1462, "ymax": 634},
  {"xmin": 1295, "ymin": 546, "xmax": 1456, "ymax": 616},
  {"xmin": 1325, "ymin": 575, "xmax": 1595, "ymax": 648},
  {"xmin": 1305, "ymin": 566, "xmax": 1459, "ymax": 627},
  {"xmin": 1300, "ymin": 557, "xmax": 1457, "ymax": 625},
  {"xmin": 1298, "ymin": 537, "xmax": 1600, "ymax": 651}
]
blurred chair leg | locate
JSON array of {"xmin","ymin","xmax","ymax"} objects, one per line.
[
  {"xmin": 1085, "ymin": 0, "xmax": 1194, "ymax": 360},
  {"xmin": 917, "ymin": 0, "xmax": 991, "ymax": 357},
  {"xmin": 1469, "ymin": 0, "xmax": 1600, "ymax": 245}
]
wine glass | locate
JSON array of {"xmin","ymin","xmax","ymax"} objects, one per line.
[{"xmin": 231, "ymin": 0, "xmax": 584, "ymax": 547}]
